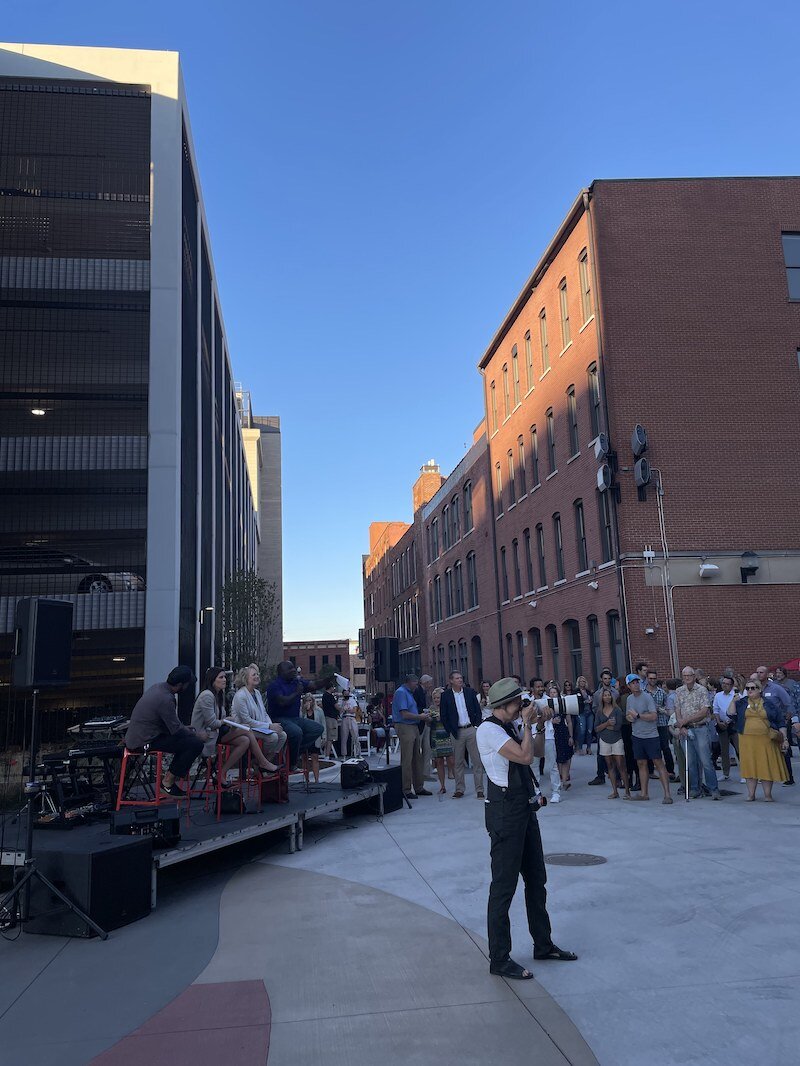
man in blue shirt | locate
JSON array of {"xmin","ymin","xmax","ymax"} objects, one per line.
[
  {"xmin": 393, "ymin": 673, "xmax": 431, "ymax": 800},
  {"xmin": 266, "ymin": 661, "xmax": 323, "ymax": 769}
]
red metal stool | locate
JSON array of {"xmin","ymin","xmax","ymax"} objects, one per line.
[
  {"xmin": 259, "ymin": 743, "xmax": 290, "ymax": 805},
  {"xmin": 187, "ymin": 741, "xmax": 246, "ymax": 821},
  {"xmin": 115, "ymin": 746, "xmax": 166, "ymax": 810}
]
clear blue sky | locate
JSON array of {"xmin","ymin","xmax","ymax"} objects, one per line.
[{"xmin": 6, "ymin": 1, "xmax": 799, "ymax": 640}]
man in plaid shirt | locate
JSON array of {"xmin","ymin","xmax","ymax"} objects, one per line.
[{"xmin": 645, "ymin": 668, "xmax": 677, "ymax": 779}]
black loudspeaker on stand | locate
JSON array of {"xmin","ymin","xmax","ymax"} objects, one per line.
[{"xmin": 374, "ymin": 636, "xmax": 399, "ymax": 683}]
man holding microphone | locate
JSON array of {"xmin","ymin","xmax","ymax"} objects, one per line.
[{"xmin": 477, "ymin": 678, "xmax": 577, "ymax": 980}]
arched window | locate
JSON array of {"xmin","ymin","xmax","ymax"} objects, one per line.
[
  {"xmin": 454, "ymin": 560, "xmax": 464, "ymax": 613},
  {"xmin": 502, "ymin": 363, "xmax": 510, "ymax": 419},
  {"xmin": 516, "ymin": 631, "xmax": 525, "ymax": 683},
  {"xmin": 567, "ymin": 385, "xmax": 579, "ymax": 456},
  {"xmin": 517, "ymin": 435, "xmax": 526, "ymax": 496},
  {"xmin": 536, "ymin": 523, "xmax": 547, "ymax": 586},
  {"xmin": 451, "ymin": 495, "xmax": 461, "ymax": 541},
  {"xmin": 588, "ymin": 362, "xmax": 601, "ymax": 438},
  {"xmin": 529, "ymin": 627, "xmax": 544, "ymax": 679},
  {"xmin": 539, "ymin": 309, "xmax": 550, "ymax": 372},
  {"xmin": 547, "ymin": 624, "xmax": 560, "ymax": 682},
  {"xmin": 525, "ymin": 330, "xmax": 534, "ymax": 391},
  {"xmin": 564, "ymin": 619, "xmax": 582, "ymax": 680},
  {"xmin": 495, "ymin": 463, "xmax": 503, "ymax": 514},
  {"xmin": 490, "ymin": 381, "xmax": 498, "ymax": 433},
  {"xmin": 442, "ymin": 504, "xmax": 450, "ymax": 551},
  {"xmin": 448, "ymin": 641, "xmax": 458, "ymax": 676},
  {"xmin": 433, "ymin": 575, "xmax": 442, "ymax": 622},
  {"xmin": 579, "ymin": 248, "xmax": 593, "ymax": 322},
  {"xmin": 444, "ymin": 567, "xmax": 454, "ymax": 617},
  {"xmin": 587, "ymin": 614, "xmax": 602, "ymax": 687},
  {"xmin": 506, "ymin": 633, "xmax": 515, "ymax": 676},
  {"xmin": 523, "ymin": 528, "xmax": 534, "ymax": 592},
  {"xmin": 464, "ymin": 481, "xmax": 473, "ymax": 532},
  {"xmin": 431, "ymin": 517, "xmax": 440, "ymax": 559},
  {"xmin": 500, "ymin": 546, "xmax": 509, "ymax": 602},
  {"xmin": 607, "ymin": 611, "xmax": 624, "ymax": 679},
  {"xmin": 552, "ymin": 512, "xmax": 564, "ymax": 580},
  {"xmin": 512, "ymin": 538, "xmax": 522, "ymax": 598},
  {"xmin": 530, "ymin": 425, "xmax": 540, "ymax": 486},
  {"xmin": 511, "ymin": 345, "xmax": 520, "ymax": 407},
  {"xmin": 458, "ymin": 639, "xmax": 469, "ymax": 682},
  {"xmin": 467, "ymin": 551, "xmax": 479, "ymax": 608},
  {"xmin": 546, "ymin": 408, "xmax": 556, "ymax": 474},
  {"xmin": 559, "ymin": 278, "xmax": 571, "ymax": 347},
  {"xmin": 574, "ymin": 498, "xmax": 588, "ymax": 571},
  {"xmin": 507, "ymin": 450, "xmax": 516, "ymax": 507}
]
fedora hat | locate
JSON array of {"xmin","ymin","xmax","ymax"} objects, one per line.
[{"xmin": 488, "ymin": 677, "xmax": 523, "ymax": 709}]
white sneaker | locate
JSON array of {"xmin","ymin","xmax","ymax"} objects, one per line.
[
  {"xmin": 739, "ymin": 778, "xmax": 746, "ymax": 784},
  {"xmin": 550, "ymin": 793, "xmax": 561, "ymax": 803}
]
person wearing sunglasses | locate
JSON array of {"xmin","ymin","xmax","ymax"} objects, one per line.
[{"xmin": 732, "ymin": 679, "xmax": 788, "ymax": 800}]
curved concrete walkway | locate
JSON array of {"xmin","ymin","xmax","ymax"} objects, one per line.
[{"xmin": 196, "ymin": 863, "xmax": 598, "ymax": 1065}]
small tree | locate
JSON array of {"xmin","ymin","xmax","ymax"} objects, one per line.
[{"xmin": 219, "ymin": 570, "xmax": 280, "ymax": 680}]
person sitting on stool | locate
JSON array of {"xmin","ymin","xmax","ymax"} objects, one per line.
[
  {"xmin": 477, "ymin": 677, "xmax": 578, "ymax": 980},
  {"xmin": 124, "ymin": 665, "xmax": 207, "ymax": 797}
]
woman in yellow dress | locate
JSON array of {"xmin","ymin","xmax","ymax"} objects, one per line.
[{"xmin": 733, "ymin": 679, "xmax": 788, "ymax": 800}]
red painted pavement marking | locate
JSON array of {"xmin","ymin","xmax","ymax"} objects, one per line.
[{"xmin": 90, "ymin": 980, "xmax": 270, "ymax": 1065}]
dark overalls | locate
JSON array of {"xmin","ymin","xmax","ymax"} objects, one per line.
[{"xmin": 484, "ymin": 716, "xmax": 553, "ymax": 966}]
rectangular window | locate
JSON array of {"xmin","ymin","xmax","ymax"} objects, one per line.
[
  {"xmin": 454, "ymin": 561, "xmax": 464, "ymax": 613},
  {"xmin": 574, "ymin": 499, "xmax": 588, "ymax": 571},
  {"xmin": 559, "ymin": 279, "xmax": 571, "ymax": 347},
  {"xmin": 506, "ymin": 634, "xmax": 514, "ymax": 676},
  {"xmin": 553, "ymin": 513, "xmax": 564, "ymax": 580},
  {"xmin": 539, "ymin": 310, "xmax": 550, "ymax": 372},
  {"xmin": 467, "ymin": 552, "xmax": 478, "ymax": 608},
  {"xmin": 459, "ymin": 639, "xmax": 469, "ymax": 681},
  {"xmin": 500, "ymin": 547, "xmax": 509, "ymax": 602},
  {"xmin": 525, "ymin": 330, "xmax": 534, "ymax": 391},
  {"xmin": 588, "ymin": 615, "xmax": 602, "ymax": 687},
  {"xmin": 452, "ymin": 496, "xmax": 461, "ymax": 541},
  {"xmin": 431, "ymin": 518, "xmax": 440, "ymax": 559},
  {"xmin": 579, "ymin": 248, "xmax": 593, "ymax": 321},
  {"xmin": 445, "ymin": 568, "xmax": 454, "ymax": 617},
  {"xmin": 548, "ymin": 625, "xmax": 560, "ymax": 682},
  {"xmin": 449, "ymin": 642, "xmax": 458, "ymax": 676},
  {"xmin": 512, "ymin": 539, "xmax": 522, "ymax": 597},
  {"xmin": 507, "ymin": 451, "xmax": 516, "ymax": 507},
  {"xmin": 598, "ymin": 490, "xmax": 613, "ymax": 563},
  {"xmin": 516, "ymin": 631, "xmax": 525, "ymax": 683},
  {"xmin": 309, "ymin": 655, "xmax": 316, "ymax": 674},
  {"xmin": 512, "ymin": 346, "xmax": 520, "ymax": 406},
  {"xmin": 532, "ymin": 627, "xmax": 544, "ymax": 678},
  {"xmin": 490, "ymin": 381, "xmax": 498, "ymax": 432},
  {"xmin": 781, "ymin": 232, "xmax": 800, "ymax": 300},
  {"xmin": 608, "ymin": 611, "xmax": 624, "ymax": 679},
  {"xmin": 523, "ymin": 528, "xmax": 534, "ymax": 592},
  {"xmin": 335, "ymin": 654, "xmax": 342, "ymax": 671},
  {"xmin": 322, "ymin": 655, "xmax": 328, "ymax": 666},
  {"xmin": 434, "ymin": 576, "xmax": 442, "ymax": 622},
  {"xmin": 546, "ymin": 408, "xmax": 556, "ymax": 473},
  {"xmin": 567, "ymin": 620, "xmax": 582, "ymax": 679},
  {"xmin": 536, "ymin": 523, "xmax": 547, "ymax": 586},
  {"xmin": 495, "ymin": 463, "xmax": 503, "ymax": 514},
  {"xmin": 531, "ymin": 426, "xmax": 540, "ymax": 486},
  {"xmin": 502, "ymin": 364, "xmax": 510, "ymax": 419},
  {"xmin": 464, "ymin": 482, "xmax": 473, "ymax": 532},
  {"xmin": 517, "ymin": 437, "xmax": 526, "ymax": 496},
  {"xmin": 588, "ymin": 363, "xmax": 601, "ymax": 438},
  {"xmin": 443, "ymin": 505, "xmax": 451, "ymax": 551},
  {"xmin": 567, "ymin": 386, "xmax": 579, "ymax": 456}
]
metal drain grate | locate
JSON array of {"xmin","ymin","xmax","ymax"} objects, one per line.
[{"xmin": 545, "ymin": 852, "xmax": 607, "ymax": 867}]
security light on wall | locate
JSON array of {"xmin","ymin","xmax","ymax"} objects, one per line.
[
  {"xmin": 698, "ymin": 562, "xmax": 720, "ymax": 579},
  {"xmin": 587, "ymin": 580, "xmax": 599, "ymax": 590},
  {"xmin": 528, "ymin": 600, "xmax": 537, "ymax": 609}
]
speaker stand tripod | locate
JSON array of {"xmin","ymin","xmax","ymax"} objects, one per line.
[{"xmin": 0, "ymin": 689, "xmax": 108, "ymax": 940}]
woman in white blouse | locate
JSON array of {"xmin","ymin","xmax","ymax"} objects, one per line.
[
  {"xmin": 192, "ymin": 667, "xmax": 280, "ymax": 779},
  {"xmin": 230, "ymin": 664, "xmax": 287, "ymax": 766}
]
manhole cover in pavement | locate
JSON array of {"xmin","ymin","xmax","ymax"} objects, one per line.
[{"xmin": 545, "ymin": 853, "xmax": 607, "ymax": 866}]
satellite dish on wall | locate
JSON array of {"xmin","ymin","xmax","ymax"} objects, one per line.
[{"xmin": 631, "ymin": 424, "xmax": 648, "ymax": 457}]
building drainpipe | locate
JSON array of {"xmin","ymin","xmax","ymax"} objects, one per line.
[
  {"xmin": 481, "ymin": 368, "xmax": 506, "ymax": 677},
  {"xmin": 583, "ymin": 187, "xmax": 632, "ymax": 672}
]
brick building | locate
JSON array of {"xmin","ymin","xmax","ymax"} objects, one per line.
[
  {"xmin": 364, "ymin": 177, "xmax": 800, "ymax": 689},
  {"xmin": 283, "ymin": 638, "xmax": 353, "ymax": 680},
  {"xmin": 481, "ymin": 177, "xmax": 800, "ymax": 682}
]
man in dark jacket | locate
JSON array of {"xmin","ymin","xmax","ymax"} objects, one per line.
[{"xmin": 440, "ymin": 670, "xmax": 485, "ymax": 798}]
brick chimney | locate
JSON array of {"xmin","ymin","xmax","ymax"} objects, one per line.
[{"xmin": 412, "ymin": 460, "xmax": 445, "ymax": 513}]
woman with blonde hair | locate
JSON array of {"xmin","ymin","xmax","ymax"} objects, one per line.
[
  {"xmin": 595, "ymin": 687, "xmax": 631, "ymax": 799},
  {"xmin": 192, "ymin": 667, "xmax": 280, "ymax": 781},
  {"xmin": 301, "ymin": 692, "xmax": 326, "ymax": 782},
  {"xmin": 428, "ymin": 686, "xmax": 455, "ymax": 794},
  {"xmin": 230, "ymin": 664, "xmax": 287, "ymax": 767},
  {"xmin": 733, "ymin": 678, "xmax": 788, "ymax": 800}
]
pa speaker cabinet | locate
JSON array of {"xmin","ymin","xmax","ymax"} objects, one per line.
[
  {"xmin": 349, "ymin": 764, "xmax": 403, "ymax": 816},
  {"xmin": 374, "ymin": 636, "xmax": 399, "ymax": 683},
  {"xmin": 12, "ymin": 597, "xmax": 73, "ymax": 688},
  {"xmin": 26, "ymin": 834, "xmax": 152, "ymax": 937}
]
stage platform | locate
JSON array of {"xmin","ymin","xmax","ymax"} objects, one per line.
[{"xmin": 1, "ymin": 779, "xmax": 385, "ymax": 914}]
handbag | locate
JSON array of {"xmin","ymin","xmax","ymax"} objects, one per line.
[{"xmin": 532, "ymin": 727, "xmax": 545, "ymax": 758}]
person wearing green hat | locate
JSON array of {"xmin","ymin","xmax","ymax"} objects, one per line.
[{"xmin": 477, "ymin": 677, "xmax": 578, "ymax": 980}]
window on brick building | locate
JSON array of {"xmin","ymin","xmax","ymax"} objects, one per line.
[
  {"xmin": 449, "ymin": 641, "xmax": 458, "ymax": 676},
  {"xmin": 506, "ymin": 633, "xmax": 515, "ymax": 675},
  {"xmin": 529, "ymin": 627, "xmax": 544, "ymax": 678},
  {"xmin": 502, "ymin": 363, "xmax": 510, "ymax": 420},
  {"xmin": 597, "ymin": 490, "xmax": 613, "ymax": 562},
  {"xmin": 546, "ymin": 408, "xmax": 556, "ymax": 473},
  {"xmin": 516, "ymin": 631, "xmax": 525, "ymax": 682},
  {"xmin": 539, "ymin": 309, "xmax": 550, "ymax": 372},
  {"xmin": 437, "ymin": 644, "xmax": 446, "ymax": 687},
  {"xmin": 467, "ymin": 551, "xmax": 478, "ymax": 608},
  {"xmin": 553, "ymin": 512, "xmax": 565, "ymax": 580},
  {"xmin": 464, "ymin": 481, "xmax": 473, "ymax": 532},
  {"xmin": 335, "ymin": 654, "xmax": 342, "ymax": 671},
  {"xmin": 458, "ymin": 639, "xmax": 469, "ymax": 681},
  {"xmin": 565, "ymin": 619, "xmax": 582, "ymax": 680},
  {"xmin": 517, "ymin": 436, "xmax": 526, "ymax": 496},
  {"xmin": 442, "ymin": 505, "xmax": 450, "ymax": 551},
  {"xmin": 523, "ymin": 528, "xmax": 534, "ymax": 592},
  {"xmin": 587, "ymin": 362, "xmax": 601, "ymax": 439},
  {"xmin": 454, "ymin": 560, "xmax": 464, "ymax": 613},
  {"xmin": 579, "ymin": 248, "xmax": 593, "ymax": 322},
  {"xmin": 445, "ymin": 567, "xmax": 454, "ymax": 617},
  {"xmin": 536, "ymin": 523, "xmax": 547, "ymax": 586},
  {"xmin": 574, "ymin": 498, "xmax": 588, "ymax": 572},
  {"xmin": 431, "ymin": 517, "xmax": 440, "ymax": 559},
  {"xmin": 428, "ymin": 580, "xmax": 435, "ymax": 622},
  {"xmin": 530, "ymin": 425, "xmax": 540, "ymax": 486},
  {"xmin": 309, "ymin": 655, "xmax": 316, "ymax": 674},
  {"xmin": 525, "ymin": 330, "xmax": 534, "ymax": 392},
  {"xmin": 490, "ymin": 381, "xmax": 498, "ymax": 433},
  {"xmin": 495, "ymin": 463, "xmax": 503, "ymax": 514},
  {"xmin": 567, "ymin": 386, "xmax": 579, "ymax": 456},
  {"xmin": 507, "ymin": 450, "xmax": 516, "ymax": 508},
  {"xmin": 587, "ymin": 614, "xmax": 602, "ymax": 687},
  {"xmin": 322, "ymin": 655, "xmax": 328, "ymax": 666},
  {"xmin": 452, "ymin": 495, "xmax": 461, "ymax": 541},
  {"xmin": 547, "ymin": 624, "xmax": 560, "ymax": 681},
  {"xmin": 433, "ymin": 575, "xmax": 442, "ymax": 622},
  {"xmin": 500, "ymin": 546, "xmax": 509, "ymax": 602},
  {"xmin": 512, "ymin": 537, "xmax": 522, "ymax": 598},
  {"xmin": 559, "ymin": 279, "xmax": 571, "ymax": 348},
  {"xmin": 781, "ymin": 232, "xmax": 800, "ymax": 299},
  {"xmin": 607, "ymin": 611, "xmax": 624, "ymax": 679},
  {"xmin": 512, "ymin": 345, "xmax": 521, "ymax": 407}
]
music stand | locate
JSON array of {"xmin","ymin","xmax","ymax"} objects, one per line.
[{"xmin": 0, "ymin": 686, "xmax": 108, "ymax": 940}]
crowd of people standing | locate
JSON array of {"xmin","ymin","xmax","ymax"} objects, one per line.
[{"xmin": 386, "ymin": 660, "xmax": 800, "ymax": 806}]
